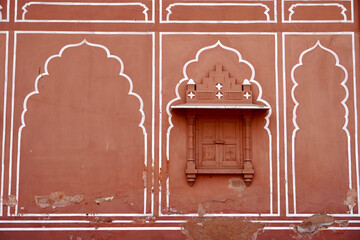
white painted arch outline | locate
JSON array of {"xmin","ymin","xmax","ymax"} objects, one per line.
[
  {"xmin": 160, "ymin": 0, "xmax": 277, "ymax": 23},
  {"xmin": 15, "ymin": 39, "xmax": 149, "ymax": 216},
  {"xmin": 289, "ymin": 3, "xmax": 348, "ymax": 22},
  {"xmin": 22, "ymin": 2, "xmax": 149, "ymax": 21},
  {"xmin": 282, "ymin": 32, "xmax": 359, "ymax": 218},
  {"xmin": 163, "ymin": 40, "xmax": 274, "ymax": 216},
  {"xmin": 281, "ymin": 0, "xmax": 354, "ymax": 23},
  {"xmin": 15, "ymin": 1, "xmax": 154, "ymax": 23},
  {"xmin": 290, "ymin": 40, "xmax": 351, "ymax": 215},
  {"xmin": 165, "ymin": 3, "xmax": 271, "ymax": 22}
]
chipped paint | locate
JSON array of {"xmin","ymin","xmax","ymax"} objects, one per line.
[
  {"xmin": 35, "ymin": 191, "xmax": 84, "ymax": 209},
  {"xmin": 94, "ymin": 196, "xmax": 114, "ymax": 205},
  {"xmin": 87, "ymin": 216, "xmax": 113, "ymax": 224},
  {"xmin": 344, "ymin": 188, "xmax": 357, "ymax": 212},
  {"xmin": 133, "ymin": 216, "xmax": 156, "ymax": 224},
  {"xmin": 3, "ymin": 195, "xmax": 17, "ymax": 207},
  {"xmin": 182, "ymin": 217, "xmax": 264, "ymax": 240},
  {"xmin": 228, "ymin": 177, "xmax": 245, "ymax": 197},
  {"xmin": 143, "ymin": 168, "xmax": 147, "ymax": 188},
  {"xmin": 197, "ymin": 204, "xmax": 205, "ymax": 217},
  {"xmin": 294, "ymin": 214, "xmax": 335, "ymax": 235}
]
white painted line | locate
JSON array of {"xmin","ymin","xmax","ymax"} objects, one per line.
[
  {"xmin": 287, "ymin": 213, "xmax": 360, "ymax": 217},
  {"xmin": 0, "ymin": 226, "xmax": 359, "ymax": 231},
  {"xmin": 161, "ymin": 32, "xmax": 277, "ymax": 35},
  {"xmin": 155, "ymin": 220, "xmax": 303, "ymax": 223},
  {"xmin": 151, "ymin": 32, "xmax": 155, "ymax": 216},
  {"xmin": 161, "ymin": 21, "xmax": 277, "ymax": 25},
  {"xmin": 351, "ymin": 33, "xmax": 359, "ymax": 214},
  {"xmin": 329, "ymin": 227, "xmax": 360, "ymax": 230},
  {"xmin": 0, "ymin": 227, "xmax": 182, "ymax": 231},
  {"xmin": 14, "ymin": 31, "xmax": 152, "ymax": 35},
  {"xmin": 17, "ymin": 213, "xmax": 153, "ymax": 217},
  {"xmin": 0, "ymin": 220, "xmax": 91, "ymax": 223},
  {"xmin": 275, "ymin": 33, "xmax": 280, "ymax": 216},
  {"xmin": 158, "ymin": 213, "xmax": 261, "ymax": 217},
  {"xmin": 8, "ymin": 32, "xmax": 17, "ymax": 216},
  {"xmin": 171, "ymin": 104, "xmax": 270, "ymax": 109},
  {"xmin": 156, "ymin": 220, "xmax": 186, "ymax": 223},
  {"xmin": 0, "ymin": 31, "xmax": 8, "ymax": 217},
  {"xmin": 158, "ymin": 32, "xmax": 163, "ymax": 217},
  {"xmin": 166, "ymin": 177, "xmax": 169, "ymax": 211},
  {"xmin": 282, "ymin": 32, "xmax": 289, "ymax": 216},
  {"xmin": 263, "ymin": 227, "xmax": 291, "ymax": 230},
  {"xmin": 283, "ymin": 0, "xmax": 352, "ymax": 1}
]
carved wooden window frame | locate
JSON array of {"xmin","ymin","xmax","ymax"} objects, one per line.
[{"xmin": 171, "ymin": 64, "xmax": 269, "ymax": 186}]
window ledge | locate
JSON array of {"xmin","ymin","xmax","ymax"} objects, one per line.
[{"xmin": 171, "ymin": 103, "xmax": 270, "ymax": 110}]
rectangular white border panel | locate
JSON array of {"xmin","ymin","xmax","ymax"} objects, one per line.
[
  {"xmin": 282, "ymin": 32, "xmax": 359, "ymax": 217},
  {"xmin": 282, "ymin": 0, "xmax": 354, "ymax": 23},
  {"xmin": 0, "ymin": 226, "xmax": 360, "ymax": 231},
  {"xmin": 7, "ymin": 31, "xmax": 155, "ymax": 217},
  {"xmin": 0, "ymin": 0, "xmax": 9, "ymax": 22},
  {"xmin": 159, "ymin": 32, "xmax": 280, "ymax": 217},
  {"xmin": 15, "ymin": 1, "xmax": 155, "ymax": 23},
  {"xmin": 160, "ymin": 0, "xmax": 277, "ymax": 23},
  {"xmin": 0, "ymin": 31, "xmax": 9, "ymax": 216}
]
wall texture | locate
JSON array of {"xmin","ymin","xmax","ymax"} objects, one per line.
[{"xmin": 0, "ymin": 0, "xmax": 359, "ymax": 239}]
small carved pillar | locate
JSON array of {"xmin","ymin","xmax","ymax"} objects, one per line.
[
  {"xmin": 242, "ymin": 79, "xmax": 253, "ymax": 103},
  {"xmin": 185, "ymin": 111, "xmax": 197, "ymax": 185},
  {"xmin": 243, "ymin": 111, "xmax": 255, "ymax": 186},
  {"xmin": 186, "ymin": 79, "xmax": 196, "ymax": 102}
]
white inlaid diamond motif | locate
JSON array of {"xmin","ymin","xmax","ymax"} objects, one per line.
[
  {"xmin": 215, "ymin": 83, "xmax": 223, "ymax": 90},
  {"xmin": 244, "ymin": 92, "xmax": 251, "ymax": 99},
  {"xmin": 188, "ymin": 92, "xmax": 195, "ymax": 99},
  {"xmin": 216, "ymin": 92, "xmax": 223, "ymax": 99}
]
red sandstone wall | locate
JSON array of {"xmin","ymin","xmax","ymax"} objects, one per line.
[{"xmin": 0, "ymin": 0, "xmax": 359, "ymax": 239}]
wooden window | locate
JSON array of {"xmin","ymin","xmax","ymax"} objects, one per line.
[
  {"xmin": 172, "ymin": 64, "xmax": 269, "ymax": 186},
  {"xmin": 196, "ymin": 116, "xmax": 242, "ymax": 169}
]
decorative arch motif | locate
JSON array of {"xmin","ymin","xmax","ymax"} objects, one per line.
[
  {"xmin": 164, "ymin": 40, "xmax": 273, "ymax": 211},
  {"xmin": 21, "ymin": 2, "xmax": 150, "ymax": 21},
  {"xmin": 15, "ymin": 39, "xmax": 147, "ymax": 215},
  {"xmin": 19, "ymin": 39, "xmax": 146, "ymax": 137},
  {"xmin": 290, "ymin": 40, "xmax": 351, "ymax": 214},
  {"xmin": 165, "ymin": 3, "xmax": 271, "ymax": 22},
  {"xmin": 166, "ymin": 40, "xmax": 271, "ymax": 161},
  {"xmin": 291, "ymin": 40, "xmax": 349, "ymax": 147},
  {"xmin": 288, "ymin": 3, "xmax": 348, "ymax": 22}
]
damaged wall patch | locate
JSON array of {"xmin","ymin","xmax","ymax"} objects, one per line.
[
  {"xmin": 182, "ymin": 217, "xmax": 264, "ymax": 240},
  {"xmin": 35, "ymin": 191, "xmax": 84, "ymax": 209}
]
